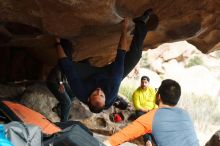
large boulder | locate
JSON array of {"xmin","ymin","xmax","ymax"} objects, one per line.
[
  {"xmin": 0, "ymin": 83, "xmax": 25, "ymax": 98},
  {"xmin": 20, "ymin": 82, "xmax": 60, "ymax": 122}
]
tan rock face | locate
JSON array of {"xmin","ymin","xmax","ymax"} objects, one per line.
[{"xmin": 0, "ymin": 0, "xmax": 220, "ymax": 81}]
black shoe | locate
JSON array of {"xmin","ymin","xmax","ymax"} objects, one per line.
[
  {"xmin": 133, "ymin": 8, "xmax": 153, "ymax": 24},
  {"xmin": 60, "ymin": 38, "xmax": 73, "ymax": 60},
  {"xmin": 133, "ymin": 8, "xmax": 159, "ymax": 31},
  {"xmin": 113, "ymin": 96, "xmax": 128, "ymax": 110}
]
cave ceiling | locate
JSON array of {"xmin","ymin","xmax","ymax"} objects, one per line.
[{"xmin": 0, "ymin": 0, "xmax": 220, "ymax": 67}]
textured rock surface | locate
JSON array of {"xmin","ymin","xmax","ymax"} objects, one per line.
[
  {"xmin": 0, "ymin": 0, "xmax": 220, "ymax": 69},
  {"xmin": 20, "ymin": 82, "xmax": 60, "ymax": 122},
  {"xmin": 0, "ymin": 83, "xmax": 26, "ymax": 98}
]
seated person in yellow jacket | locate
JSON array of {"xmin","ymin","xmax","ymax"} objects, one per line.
[
  {"xmin": 132, "ymin": 75, "xmax": 158, "ymax": 146},
  {"xmin": 132, "ymin": 76, "xmax": 158, "ymax": 115}
]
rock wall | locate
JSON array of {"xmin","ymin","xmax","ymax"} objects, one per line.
[{"xmin": 0, "ymin": 0, "xmax": 220, "ymax": 81}]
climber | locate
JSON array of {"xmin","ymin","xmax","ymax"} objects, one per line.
[{"xmin": 51, "ymin": 9, "xmax": 159, "ymax": 121}]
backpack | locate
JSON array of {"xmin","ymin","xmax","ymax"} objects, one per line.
[
  {"xmin": 43, "ymin": 124, "xmax": 105, "ymax": 146},
  {"xmin": 4, "ymin": 121, "xmax": 42, "ymax": 146},
  {"xmin": 0, "ymin": 100, "xmax": 105, "ymax": 146}
]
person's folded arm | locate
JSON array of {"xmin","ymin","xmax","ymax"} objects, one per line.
[{"xmin": 132, "ymin": 92, "xmax": 143, "ymax": 110}]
